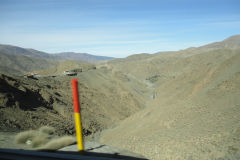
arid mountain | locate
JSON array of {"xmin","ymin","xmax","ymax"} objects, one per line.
[
  {"xmin": 0, "ymin": 66, "xmax": 148, "ymax": 137},
  {"xmin": 0, "ymin": 44, "xmax": 113, "ymax": 61},
  {"xmin": 53, "ymin": 52, "xmax": 113, "ymax": 62},
  {"xmin": 106, "ymin": 35, "xmax": 240, "ymax": 80},
  {"xmin": 0, "ymin": 52, "xmax": 58, "ymax": 75},
  {"xmin": 100, "ymin": 35, "xmax": 240, "ymax": 159},
  {"xmin": 0, "ymin": 44, "xmax": 53, "ymax": 59},
  {"xmin": 0, "ymin": 35, "xmax": 240, "ymax": 159},
  {"xmin": 0, "ymin": 44, "xmax": 113, "ymax": 75},
  {"xmin": 108, "ymin": 53, "xmax": 154, "ymax": 64},
  {"xmin": 200, "ymin": 34, "xmax": 240, "ymax": 50}
]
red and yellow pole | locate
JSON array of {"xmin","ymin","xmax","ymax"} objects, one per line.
[{"xmin": 71, "ymin": 79, "xmax": 84, "ymax": 151}]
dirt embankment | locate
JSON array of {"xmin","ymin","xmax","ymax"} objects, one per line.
[
  {"xmin": 0, "ymin": 67, "xmax": 147, "ymax": 137},
  {"xmin": 0, "ymin": 73, "xmax": 74, "ymax": 135}
]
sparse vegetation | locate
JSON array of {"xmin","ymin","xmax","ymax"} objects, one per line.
[
  {"xmin": 146, "ymin": 75, "xmax": 160, "ymax": 83},
  {"xmin": 14, "ymin": 126, "xmax": 75, "ymax": 149},
  {"xmin": 70, "ymin": 68, "xmax": 82, "ymax": 73},
  {"xmin": 39, "ymin": 126, "xmax": 55, "ymax": 135},
  {"xmin": 31, "ymin": 136, "xmax": 48, "ymax": 148},
  {"xmin": 38, "ymin": 136, "xmax": 75, "ymax": 150},
  {"xmin": 15, "ymin": 130, "xmax": 37, "ymax": 144}
]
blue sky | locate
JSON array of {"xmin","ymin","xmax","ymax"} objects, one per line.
[{"xmin": 0, "ymin": 0, "xmax": 239, "ymax": 58}]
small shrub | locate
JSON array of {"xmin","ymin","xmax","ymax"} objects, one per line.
[
  {"xmin": 38, "ymin": 136, "xmax": 75, "ymax": 150},
  {"xmin": 39, "ymin": 126, "xmax": 55, "ymax": 135},
  {"xmin": 31, "ymin": 136, "xmax": 48, "ymax": 148},
  {"xmin": 15, "ymin": 130, "xmax": 37, "ymax": 144},
  {"xmin": 15, "ymin": 126, "xmax": 74, "ymax": 150}
]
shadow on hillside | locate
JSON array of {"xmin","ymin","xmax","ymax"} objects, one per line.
[{"xmin": 0, "ymin": 74, "xmax": 50, "ymax": 111}]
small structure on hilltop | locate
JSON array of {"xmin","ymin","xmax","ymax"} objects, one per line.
[
  {"xmin": 23, "ymin": 73, "xmax": 40, "ymax": 79},
  {"xmin": 63, "ymin": 70, "xmax": 77, "ymax": 76}
]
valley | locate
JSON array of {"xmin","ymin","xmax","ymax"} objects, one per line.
[{"xmin": 0, "ymin": 35, "xmax": 240, "ymax": 159}]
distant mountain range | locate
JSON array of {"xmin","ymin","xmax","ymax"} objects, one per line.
[
  {"xmin": 0, "ymin": 44, "xmax": 114, "ymax": 61},
  {"xmin": 107, "ymin": 34, "xmax": 240, "ymax": 79},
  {"xmin": 52, "ymin": 52, "xmax": 113, "ymax": 62},
  {"xmin": 0, "ymin": 44, "xmax": 114, "ymax": 75},
  {"xmin": 0, "ymin": 35, "xmax": 239, "ymax": 75}
]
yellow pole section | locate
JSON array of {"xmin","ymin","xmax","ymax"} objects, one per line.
[{"xmin": 74, "ymin": 112, "xmax": 84, "ymax": 150}]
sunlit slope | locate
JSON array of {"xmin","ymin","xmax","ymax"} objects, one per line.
[
  {"xmin": 0, "ymin": 53, "xmax": 57, "ymax": 75},
  {"xmin": 55, "ymin": 67, "xmax": 151, "ymax": 134},
  {"xmin": 100, "ymin": 36, "xmax": 240, "ymax": 159},
  {"xmin": 0, "ymin": 65, "xmax": 151, "ymax": 136},
  {"xmin": 77, "ymin": 69, "xmax": 147, "ymax": 126},
  {"xmin": 107, "ymin": 35, "xmax": 240, "ymax": 81},
  {"xmin": 37, "ymin": 60, "xmax": 96, "ymax": 75}
]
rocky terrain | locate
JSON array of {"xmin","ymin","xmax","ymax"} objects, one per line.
[
  {"xmin": 0, "ymin": 67, "xmax": 148, "ymax": 136},
  {"xmin": 0, "ymin": 35, "xmax": 240, "ymax": 159},
  {"xmin": 100, "ymin": 35, "xmax": 240, "ymax": 159}
]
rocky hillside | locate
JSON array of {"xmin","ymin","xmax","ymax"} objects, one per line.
[
  {"xmin": 0, "ymin": 52, "xmax": 58, "ymax": 75},
  {"xmin": 1, "ymin": 35, "xmax": 240, "ymax": 159},
  {"xmin": 0, "ymin": 66, "xmax": 148, "ymax": 137},
  {"xmin": 0, "ymin": 44, "xmax": 53, "ymax": 59},
  {"xmin": 100, "ymin": 35, "xmax": 240, "ymax": 160}
]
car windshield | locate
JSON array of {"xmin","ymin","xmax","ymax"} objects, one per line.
[{"xmin": 0, "ymin": 1, "xmax": 240, "ymax": 160}]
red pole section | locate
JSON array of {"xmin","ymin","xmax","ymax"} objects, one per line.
[{"xmin": 72, "ymin": 79, "xmax": 80, "ymax": 113}]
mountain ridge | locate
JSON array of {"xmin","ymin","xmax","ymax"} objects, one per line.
[
  {"xmin": 53, "ymin": 52, "xmax": 113, "ymax": 62},
  {"xmin": 0, "ymin": 44, "xmax": 114, "ymax": 62},
  {"xmin": 0, "ymin": 44, "xmax": 114, "ymax": 75},
  {"xmin": 0, "ymin": 34, "xmax": 240, "ymax": 159},
  {"xmin": 100, "ymin": 35, "xmax": 240, "ymax": 160}
]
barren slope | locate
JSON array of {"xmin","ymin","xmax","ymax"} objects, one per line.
[
  {"xmin": 37, "ymin": 60, "xmax": 96, "ymax": 75},
  {"xmin": 0, "ymin": 66, "xmax": 149, "ymax": 137},
  {"xmin": 100, "ymin": 36, "xmax": 240, "ymax": 159}
]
